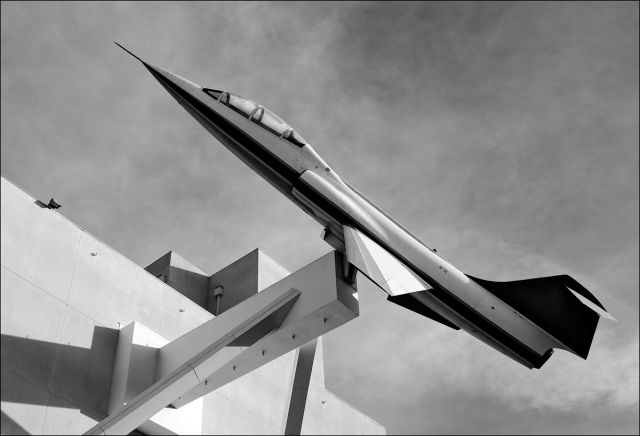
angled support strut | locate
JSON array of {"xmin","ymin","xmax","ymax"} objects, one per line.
[{"xmin": 84, "ymin": 251, "xmax": 358, "ymax": 435}]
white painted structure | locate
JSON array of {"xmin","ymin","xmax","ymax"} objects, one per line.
[{"xmin": 0, "ymin": 176, "xmax": 385, "ymax": 435}]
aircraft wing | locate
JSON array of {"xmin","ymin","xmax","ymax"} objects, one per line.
[{"xmin": 343, "ymin": 226, "xmax": 429, "ymax": 296}]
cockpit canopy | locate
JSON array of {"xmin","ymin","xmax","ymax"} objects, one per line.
[{"xmin": 203, "ymin": 88, "xmax": 307, "ymax": 147}]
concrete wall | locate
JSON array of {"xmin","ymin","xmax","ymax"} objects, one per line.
[
  {"xmin": 301, "ymin": 340, "xmax": 384, "ymax": 435},
  {"xmin": 0, "ymin": 176, "xmax": 384, "ymax": 435},
  {"xmin": 145, "ymin": 251, "xmax": 210, "ymax": 309},
  {"xmin": 1, "ymin": 177, "xmax": 214, "ymax": 434}
]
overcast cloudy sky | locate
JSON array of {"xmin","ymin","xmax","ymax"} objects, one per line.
[{"xmin": 1, "ymin": 2, "xmax": 638, "ymax": 434}]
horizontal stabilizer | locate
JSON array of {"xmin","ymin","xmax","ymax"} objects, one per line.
[
  {"xmin": 468, "ymin": 274, "xmax": 612, "ymax": 359},
  {"xmin": 566, "ymin": 287, "xmax": 616, "ymax": 321},
  {"xmin": 387, "ymin": 291, "xmax": 460, "ymax": 330},
  {"xmin": 343, "ymin": 226, "xmax": 428, "ymax": 296}
]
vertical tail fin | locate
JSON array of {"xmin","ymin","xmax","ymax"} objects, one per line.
[{"xmin": 468, "ymin": 274, "xmax": 613, "ymax": 359}]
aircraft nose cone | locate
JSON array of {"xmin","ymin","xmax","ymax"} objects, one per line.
[
  {"xmin": 115, "ymin": 42, "xmax": 202, "ymax": 93},
  {"xmin": 115, "ymin": 42, "xmax": 161, "ymax": 77},
  {"xmin": 114, "ymin": 42, "xmax": 145, "ymax": 64}
]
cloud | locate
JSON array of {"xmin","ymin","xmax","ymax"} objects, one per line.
[{"xmin": 2, "ymin": 2, "xmax": 638, "ymax": 434}]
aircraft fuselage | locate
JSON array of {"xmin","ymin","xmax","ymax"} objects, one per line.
[{"xmin": 123, "ymin": 48, "xmax": 610, "ymax": 369}]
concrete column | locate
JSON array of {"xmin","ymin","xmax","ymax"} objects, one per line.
[{"xmin": 284, "ymin": 339, "xmax": 318, "ymax": 435}]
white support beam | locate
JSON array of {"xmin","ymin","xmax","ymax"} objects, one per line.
[
  {"xmin": 84, "ymin": 250, "xmax": 359, "ymax": 435},
  {"xmin": 170, "ymin": 251, "xmax": 358, "ymax": 408},
  {"xmin": 83, "ymin": 285, "xmax": 301, "ymax": 435},
  {"xmin": 107, "ymin": 321, "xmax": 204, "ymax": 435}
]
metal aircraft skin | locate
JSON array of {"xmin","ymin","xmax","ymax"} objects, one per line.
[{"xmin": 118, "ymin": 43, "xmax": 614, "ymax": 369}]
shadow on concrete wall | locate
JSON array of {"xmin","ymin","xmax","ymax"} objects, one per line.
[
  {"xmin": 33, "ymin": 200, "xmax": 50, "ymax": 209},
  {"xmin": 0, "ymin": 410, "xmax": 30, "ymax": 435},
  {"xmin": 167, "ymin": 265, "xmax": 210, "ymax": 309},
  {"xmin": 1, "ymin": 326, "xmax": 118, "ymax": 422}
]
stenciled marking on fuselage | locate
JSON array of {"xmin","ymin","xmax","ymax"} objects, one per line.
[{"xmin": 293, "ymin": 178, "xmax": 549, "ymax": 368}]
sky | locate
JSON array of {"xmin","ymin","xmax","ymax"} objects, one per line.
[{"xmin": 1, "ymin": 1, "xmax": 638, "ymax": 434}]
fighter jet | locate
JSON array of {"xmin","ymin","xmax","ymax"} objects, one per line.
[{"xmin": 117, "ymin": 43, "xmax": 614, "ymax": 369}]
